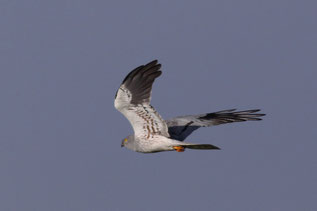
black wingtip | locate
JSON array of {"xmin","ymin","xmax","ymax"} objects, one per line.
[
  {"xmin": 145, "ymin": 59, "xmax": 158, "ymax": 66},
  {"xmin": 122, "ymin": 60, "xmax": 161, "ymax": 84},
  {"xmin": 199, "ymin": 108, "xmax": 266, "ymax": 122}
]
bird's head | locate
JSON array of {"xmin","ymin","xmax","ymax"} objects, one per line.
[{"xmin": 121, "ymin": 135, "xmax": 135, "ymax": 149}]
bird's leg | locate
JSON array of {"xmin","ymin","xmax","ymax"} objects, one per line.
[{"xmin": 173, "ymin": 146, "xmax": 185, "ymax": 152}]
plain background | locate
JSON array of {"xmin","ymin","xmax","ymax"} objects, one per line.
[{"xmin": 1, "ymin": 0, "xmax": 316, "ymax": 210}]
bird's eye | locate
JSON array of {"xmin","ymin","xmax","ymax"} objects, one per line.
[{"xmin": 124, "ymin": 138, "xmax": 128, "ymax": 142}]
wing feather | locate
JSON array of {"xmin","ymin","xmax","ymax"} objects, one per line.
[
  {"xmin": 166, "ymin": 109, "xmax": 265, "ymax": 141},
  {"xmin": 114, "ymin": 60, "xmax": 169, "ymax": 138}
]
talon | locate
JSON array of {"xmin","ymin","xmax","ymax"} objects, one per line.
[{"xmin": 173, "ymin": 146, "xmax": 185, "ymax": 152}]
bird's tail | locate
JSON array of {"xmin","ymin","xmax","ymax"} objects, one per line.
[{"xmin": 180, "ymin": 143, "xmax": 220, "ymax": 150}]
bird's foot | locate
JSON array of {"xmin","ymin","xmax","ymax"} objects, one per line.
[{"xmin": 173, "ymin": 146, "xmax": 185, "ymax": 152}]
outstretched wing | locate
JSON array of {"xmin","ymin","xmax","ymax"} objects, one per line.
[
  {"xmin": 166, "ymin": 109, "xmax": 265, "ymax": 141},
  {"xmin": 114, "ymin": 60, "xmax": 170, "ymax": 138}
]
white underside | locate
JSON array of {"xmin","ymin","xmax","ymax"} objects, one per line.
[{"xmin": 132, "ymin": 135, "xmax": 183, "ymax": 153}]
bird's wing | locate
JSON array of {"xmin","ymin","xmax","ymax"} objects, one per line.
[
  {"xmin": 166, "ymin": 109, "xmax": 265, "ymax": 141},
  {"xmin": 114, "ymin": 60, "xmax": 170, "ymax": 138}
]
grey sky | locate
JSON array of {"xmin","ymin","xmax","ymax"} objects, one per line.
[{"xmin": 1, "ymin": 0, "xmax": 316, "ymax": 210}]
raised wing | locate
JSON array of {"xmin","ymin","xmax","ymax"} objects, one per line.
[
  {"xmin": 114, "ymin": 60, "xmax": 170, "ymax": 138},
  {"xmin": 166, "ymin": 109, "xmax": 265, "ymax": 141}
]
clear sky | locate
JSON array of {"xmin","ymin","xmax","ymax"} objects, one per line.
[{"xmin": 1, "ymin": 0, "xmax": 316, "ymax": 210}]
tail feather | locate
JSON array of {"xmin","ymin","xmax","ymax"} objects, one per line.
[{"xmin": 180, "ymin": 143, "xmax": 220, "ymax": 150}]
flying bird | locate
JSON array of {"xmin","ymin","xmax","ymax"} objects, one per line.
[{"xmin": 114, "ymin": 60, "xmax": 265, "ymax": 153}]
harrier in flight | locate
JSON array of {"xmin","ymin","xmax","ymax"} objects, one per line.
[{"xmin": 114, "ymin": 60, "xmax": 265, "ymax": 153}]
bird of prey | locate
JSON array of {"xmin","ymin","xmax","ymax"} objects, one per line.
[{"xmin": 114, "ymin": 60, "xmax": 265, "ymax": 153}]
